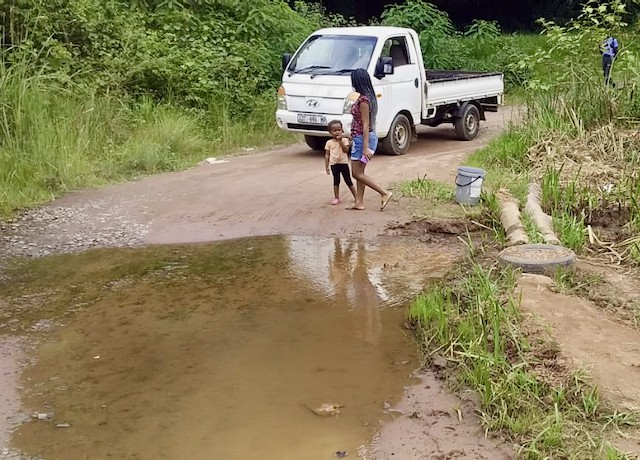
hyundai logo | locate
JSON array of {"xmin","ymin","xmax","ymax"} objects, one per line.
[{"xmin": 305, "ymin": 99, "xmax": 319, "ymax": 108}]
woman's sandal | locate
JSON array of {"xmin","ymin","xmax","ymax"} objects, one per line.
[
  {"xmin": 380, "ymin": 192, "xmax": 393, "ymax": 211},
  {"xmin": 345, "ymin": 204, "xmax": 365, "ymax": 210}
]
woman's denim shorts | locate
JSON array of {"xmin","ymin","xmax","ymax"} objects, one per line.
[{"xmin": 350, "ymin": 132, "xmax": 379, "ymax": 161}]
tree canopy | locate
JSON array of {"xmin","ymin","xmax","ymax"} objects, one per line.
[{"xmin": 296, "ymin": 0, "xmax": 634, "ymax": 30}]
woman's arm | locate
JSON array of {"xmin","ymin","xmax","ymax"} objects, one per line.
[{"xmin": 339, "ymin": 137, "xmax": 350, "ymax": 153}]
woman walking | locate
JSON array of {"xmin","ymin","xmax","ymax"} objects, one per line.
[{"xmin": 346, "ymin": 68, "xmax": 393, "ymax": 211}]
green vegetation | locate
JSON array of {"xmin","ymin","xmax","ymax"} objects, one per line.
[
  {"xmin": 0, "ymin": 0, "xmax": 556, "ymax": 217},
  {"xmin": 395, "ymin": 175, "xmax": 489, "ymax": 221},
  {"xmin": 552, "ymin": 267, "xmax": 604, "ymax": 296},
  {"xmin": 521, "ymin": 213, "xmax": 546, "ymax": 244},
  {"xmin": 395, "ymin": 2, "xmax": 640, "ymax": 457},
  {"xmin": 380, "ymin": 0, "xmax": 546, "ymax": 90},
  {"xmin": 0, "ymin": 56, "xmax": 296, "ymax": 215},
  {"xmin": 399, "ymin": 176, "xmax": 455, "ymax": 202},
  {"xmin": 0, "ymin": 0, "xmax": 350, "ymax": 217},
  {"xmin": 409, "ymin": 261, "xmax": 639, "ymax": 458},
  {"xmin": 466, "ymin": 0, "xmax": 640, "ymax": 265}
]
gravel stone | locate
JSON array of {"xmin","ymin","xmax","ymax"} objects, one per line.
[{"xmin": 0, "ymin": 197, "xmax": 149, "ymax": 265}]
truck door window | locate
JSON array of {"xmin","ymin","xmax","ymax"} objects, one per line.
[{"xmin": 382, "ymin": 37, "xmax": 411, "ymax": 67}]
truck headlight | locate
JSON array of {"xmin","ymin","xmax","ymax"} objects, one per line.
[
  {"xmin": 343, "ymin": 92, "xmax": 359, "ymax": 114},
  {"xmin": 277, "ymin": 86, "xmax": 287, "ymax": 110}
]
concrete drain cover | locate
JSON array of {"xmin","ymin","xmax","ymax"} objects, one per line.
[{"xmin": 498, "ymin": 243, "xmax": 576, "ymax": 274}]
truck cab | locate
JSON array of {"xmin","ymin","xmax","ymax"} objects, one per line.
[{"xmin": 275, "ymin": 26, "xmax": 503, "ymax": 155}]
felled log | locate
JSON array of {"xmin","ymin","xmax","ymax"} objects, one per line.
[
  {"xmin": 524, "ymin": 183, "xmax": 561, "ymax": 245},
  {"xmin": 498, "ymin": 191, "xmax": 528, "ymax": 246}
]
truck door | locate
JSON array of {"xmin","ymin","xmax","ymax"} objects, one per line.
[{"xmin": 381, "ymin": 36, "xmax": 422, "ymax": 127}]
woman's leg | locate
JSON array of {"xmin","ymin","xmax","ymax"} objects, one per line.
[
  {"xmin": 347, "ymin": 134, "xmax": 392, "ymax": 210},
  {"xmin": 351, "ymin": 161, "xmax": 387, "ymax": 196},
  {"xmin": 344, "ymin": 162, "xmax": 366, "ymax": 210},
  {"xmin": 350, "ymin": 161, "xmax": 393, "ymax": 211}
]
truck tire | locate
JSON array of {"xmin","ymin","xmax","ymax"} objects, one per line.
[
  {"xmin": 305, "ymin": 135, "xmax": 327, "ymax": 152},
  {"xmin": 380, "ymin": 113, "xmax": 412, "ymax": 155},
  {"xmin": 454, "ymin": 104, "xmax": 480, "ymax": 141}
]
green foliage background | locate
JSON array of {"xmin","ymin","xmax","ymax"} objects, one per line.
[
  {"xmin": 0, "ymin": 0, "xmax": 360, "ymax": 214},
  {"xmin": 2, "ymin": 0, "xmax": 639, "ymax": 216},
  {"xmin": 3, "ymin": 0, "xmax": 352, "ymax": 113}
]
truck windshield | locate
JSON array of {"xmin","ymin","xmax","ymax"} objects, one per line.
[{"xmin": 289, "ymin": 35, "xmax": 377, "ymax": 75}]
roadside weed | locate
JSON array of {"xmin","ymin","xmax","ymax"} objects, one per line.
[
  {"xmin": 479, "ymin": 190, "xmax": 507, "ymax": 245},
  {"xmin": 469, "ymin": 126, "xmax": 533, "ymax": 174},
  {"xmin": 396, "ymin": 176, "xmax": 485, "ymax": 221},
  {"xmin": 399, "ymin": 176, "xmax": 455, "ymax": 201},
  {"xmin": 521, "ymin": 212, "xmax": 545, "ymax": 244},
  {"xmin": 0, "ymin": 59, "xmax": 294, "ymax": 218},
  {"xmin": 554, "ymin": 213, "xmax": 587, "ymax": 253},
  {"xmin": 552, "ymin": 268, "xmax": 603, "ymax": 295},
  {"xmin": 408, "ymin": 261, "xmax": 639, "ymax": 458}
]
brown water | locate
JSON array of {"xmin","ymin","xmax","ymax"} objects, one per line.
[{"xmin": 1, "ymin": 236, "xmax": 462, "ymax": 460}]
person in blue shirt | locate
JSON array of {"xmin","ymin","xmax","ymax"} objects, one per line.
[{"xmin": 601, "ymin": 35, "xmax": 619, "ymax": 86}]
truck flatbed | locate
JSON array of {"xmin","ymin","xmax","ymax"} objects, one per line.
[{"xmin": 426, "ymin": 70, "xmax": 503, "ymax": 82}]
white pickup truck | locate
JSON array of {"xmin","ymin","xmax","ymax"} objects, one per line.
[{"xmin": 275, "ymin": 26, "xmax": 504, "ymax": 155}]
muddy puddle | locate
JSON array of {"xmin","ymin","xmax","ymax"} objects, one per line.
[{"xmin": 0, "ymin": 235, "xmax": 463, "ymax": 459}]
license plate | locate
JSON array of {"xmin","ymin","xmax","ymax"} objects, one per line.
[{"xmin": 297, "ymin": 113, "xmax": 327, "ymax": 125}]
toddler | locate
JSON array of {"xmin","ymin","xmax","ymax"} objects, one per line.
[{"xmin": 324, "ymin": 120, "xmax": 357, "ymax": 206}]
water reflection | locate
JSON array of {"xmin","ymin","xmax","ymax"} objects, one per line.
[
  {"xmin": 329, "ymin": 239, "xmax": 382, "ymax": 344},
  {"xmin": 3, "ymin": 235, "xmax": 463, "ymax": 460},
  {"xmin": 288, "ymin": 235, "xmax": 461, "ymax": 308}
]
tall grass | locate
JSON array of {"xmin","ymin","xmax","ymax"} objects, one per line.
[
  {"xmin": 0, "ymin": 58, "xmax": 295, "ymax": 217},
  {"xmin": 460, "ymin": 32, "xmax": 547, "ymax": 91},
  {"xmin": 399, "ymin": 176, "xmax": 454, "ymax": 201},
  {"xmin": 409, "ymin": 262, "xmax": 639, "ymax": 458},
  {"xmin": 466, "ymin": 126, "xmax": 534, "ymax": 204}
]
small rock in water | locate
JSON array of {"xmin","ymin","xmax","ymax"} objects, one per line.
[
  {"xmin": 35, "ymin": 412, "xmax": 51, "ymax": 421},
  {"xmin": 309, "ymin": 403, "xmax": 344, "ymax": 417},
  {"xmin": 335, "ymin": 451, "xmax": 348, "ymax": 458},
  {"xmin": 56, "ymin": 423, "xmax": 71, "ymax": 429}
]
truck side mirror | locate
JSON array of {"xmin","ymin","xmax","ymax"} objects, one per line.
[
  {"xmin": 374, "ymin": 57, "xmax": 394, "ymax": 79},
  {"xmin": 282, "ymin": 53, "xmax": 292, "ymax": 72}
]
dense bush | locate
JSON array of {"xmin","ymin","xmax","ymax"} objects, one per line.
[
  {"xmin": 379, "ymin": 0, "xmax": 541, "ymax": 89},
  {"xmin": 380, "ymin": 0, "xmax": 466, "ymax": 69},
  {"xmin": 1, "ymin": 0, "xmax": 351, "ymax": 114},
  {"xmin": 2, "ymin": 0, "xmax": 349, "ymax": 214},
  {"xmin": 513, "ymin": 0, "xmax": 640, "ymax": 122}
]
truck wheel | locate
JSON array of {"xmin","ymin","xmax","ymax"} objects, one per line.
[
  {"xmin": 305, "ymin": 135, "xmax": 327, "ymax": 152},
  {"xmin": 454, "ymin": 104, "xmax": 480, "ymax": 141},
  {"xmin": 380, "ymin": 114, "xmax": 412, "ymax": 155}
]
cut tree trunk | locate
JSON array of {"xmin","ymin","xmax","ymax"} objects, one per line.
[
  {"xmin": 524, "ymin": 183, "xmax": 561, "ymax": 245},
  {"xmin": 498, "ymin": 191, "xmax": 528, "ymax": 246}
]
